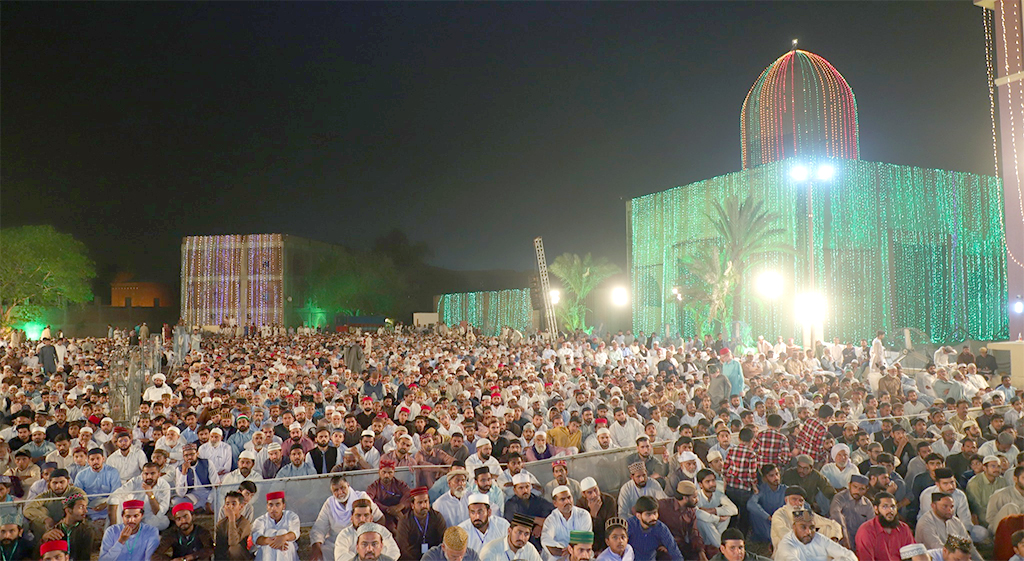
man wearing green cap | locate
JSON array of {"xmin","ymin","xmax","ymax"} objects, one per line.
[{"xmin": 562, "ymin": 531, "xmax": 594, "ymax": 561}]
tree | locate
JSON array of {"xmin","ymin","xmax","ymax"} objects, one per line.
[
  {"xmin": 673, "ymin": 194, "xmax": 791, "ymax": 340},
  {"xmin": 305, "ymin": 247, "xmax": 404, "ymax": 318},
  {"xmin": 707, "ymin": 195, "xmax": 793, "ymax": 321},
  {"xmin": 0, "ymin": 225, "xmax": 97, "ymax": 331},
  {"xmin": 548, "ymin": 253, "xmax": 620, "ymax": 331},
  {"xmin": 371, "ymin": 228, "xmax": 432, "ymax": 269}
]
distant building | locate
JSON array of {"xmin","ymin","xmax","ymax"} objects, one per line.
[
  {"xmin": 179, "ymin": 234, "xmax": 340, "ymax": 328},
  {"xmin": 110, "ymin": 281, "xmax": 173, "ymax": 308}
]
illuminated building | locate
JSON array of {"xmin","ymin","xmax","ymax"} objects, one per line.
[{"xmin": 629, "ymin": 48, "xmax": 1008, "ymax": 343}]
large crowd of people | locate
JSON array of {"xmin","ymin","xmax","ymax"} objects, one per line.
[{"xmin": 0, "ymin": 323, "xmax": 1019, "ymax": 561}]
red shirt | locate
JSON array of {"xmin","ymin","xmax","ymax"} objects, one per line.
[
  {"xmin": 752, "ymin": 428, "xmax": 791, "ymax": 469},
  {"xmin": 724, "ymin": 443, "xmax": 758, "ymax": 492},
  {"xmin": 794, "ymin": 417, "xmax": 832, "ymax": 465},
  {"xmin": 854, "ymin": 517, "xmax": 914, "ymax": 561}
]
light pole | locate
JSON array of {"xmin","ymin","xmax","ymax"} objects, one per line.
[{"xmin": 790, "ymin": 163, "xmax": 834, "ymax": 346}]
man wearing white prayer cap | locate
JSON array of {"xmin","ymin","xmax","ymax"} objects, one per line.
[
  {"xmin": 576, "ymin": 476, "xmax": 616, "ymax": 549},
  {"xmin": 466, "ymin": 438, "xmax": 501, "ymax": 477},
  {"xmin": 459, "ymin": 493, "xmax": 510, "ymax": 552},
  {"xmin": 541, "ymin": 485, "xmax": 592, "ymax": 561},
  {"xmin": 899, "ymin": 543, "xmax": 929, "ymax": 561},
  {"xmin": 198, "ymin": 426, "xmax": 232, "ymax": 483}
]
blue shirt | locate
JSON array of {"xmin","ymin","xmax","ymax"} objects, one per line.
[
  {"xmin": 721, "ymin": 360, "xmax": 744, "ymax": 396},
  {"xmin": 626, "ymin": 516, "xmax": 682, "ymax": 561},
  {"xmin": 276, "ymin": 462, "xmax": 316, "ymax": 479},
  {"xmin": 74, "ymin": 465, "xmax": 121, "ymax": 520},
  {"xmin": 227, "ymin": 427, "xmax": 256, "ymax": 457},
  {"xmin": 99, "ymin": 523, "xmax": 160, "ymax": 561},
  {"xmin": 423, "ymin": 544, "xmax": 481, "ymax": 561}
]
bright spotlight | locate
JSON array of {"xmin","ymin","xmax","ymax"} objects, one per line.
[
  {"xmin": 1014, "ymin": 299, "xmax": 1024, "ymax": 314},
  {"xmin": 549, "ymin": 289, "xmax": 560, "ymax": 305},
  {"xmin": 756, "ymin": 271, "xmax": 784, "ymax": 300},
  {"xmin": 789, "ymin": 164, "xmax": 809, "ymax": 182},
  {"xmin": 794, "ymin": 292, "xmax": 827, "ymax": 325},
  {"xmin": 611, "ymin": 286, "xmax": 629, "ymax": 307},
  {"xmin": 816, "ymin": 163, "xmax": 835, "ymax": 181}
]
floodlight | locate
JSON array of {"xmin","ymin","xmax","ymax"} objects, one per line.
[
  {"xmin": 789, "ymin": 164, "xmax": 809, "ymax": 182},
  {"xmin": 1014, "ymin": 298, "xmax": 1024, "ymax": 314},
  {"xmin": 794, "ymin": 292, "xmax": 827, "ymax": 325},
  {"xmin": 610, "ymin": 286, "xmax": 629, "ymax": 307},
  {"xmin": 549, "ymin": 289, "xmax": 561, "ymax": 305},
  {"xmin": 816, "ymin": 163, "xmax": 835, "ymax": 181},
  {"xmin": 755, "ymin": 271, "xmax": 785, "ymax": 301}
]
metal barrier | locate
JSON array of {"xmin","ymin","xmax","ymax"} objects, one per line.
[{"xmin": 108, "ymin": 336, "xmax": 162, "ymax": 423}]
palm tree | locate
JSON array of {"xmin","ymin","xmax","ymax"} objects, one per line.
[
  {"xmin": 707, "ymin": 195, "xmax": 793, "ymax": 322},
  {"xmin": 549, "ymin": 253, "xmax": 621, "ymax": 331},
  {"xmin": 675, "ymin": 248, "xmax": 736, "ymax": 336}
]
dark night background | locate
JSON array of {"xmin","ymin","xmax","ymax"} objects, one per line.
[{"xmin": 1, "ymin": 2, "xmax": 996, "ymax": 292}]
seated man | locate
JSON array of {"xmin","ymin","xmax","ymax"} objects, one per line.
[
  {"xmin": 747, "ymin": 463, "xmax": 786, "ymax": 543},
  {"xmin": 774, "ymin": 509, "xmax": 857, "ymax": 561},
  {"xmin": 152, "ymin": 502, "xmax": 213, "ymax": 561},
  {"xmin": 771, "ymin": 486, "xmax": 843, "ymax": 549}
]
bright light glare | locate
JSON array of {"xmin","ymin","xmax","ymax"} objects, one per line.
[
  {"xmin": 756, "ymin": 271, "xmax": 785, "ymax": 300},
  {"xmin": 1014, "ymin": 300, "xmax": 1024, "ymax": 314},
  {"xmin": 671, "ymin": 287, "xmax": 680, "ymax": 295},
  {"xmin": 789, "ymin": 165, "xmax": 809, "ymax": 182},
  {"xmin": 611, "ymin": 286, "xmax": 629, "ymax": 307},
  {"xmin": 549, "ymin": 289, "xmax": 561, "ymax": 305},
  {"xmin": 816, "ymin": 163, "xmax": 835, "ymax": 181},
  {"xmin": 794, "ymin": 292, "xmax": 827, "ymax": 325}
]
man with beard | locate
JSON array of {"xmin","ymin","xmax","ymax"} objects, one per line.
[
  {"xmin": 657, "ymin": 481, "xmax": 706, "ymax": 561},
  {"xmin": 583, "ymin": 427, "xmax": 615, "ymax": 454},
  {"xmin": 99, "ymin": 500, "xmax": 160, "ymax": 561},
  {"xmin": 617, "ymin": 462, "xmax": 667, "ymax": 518},
  {"xmin": 152, "ymin": 502, "xmax": 213, "ymax": 561},
  {"xmin": 465, "ymin": 467, "xmax": 505, "ymax": 517},
  {"xmin": 275, "ymin": 444, "xmax": 316, "ymax": 479},
  {"xmin": 434, "ymin": 468, "xmax": 470, "ymax": 527},
  {"xmin": 460, "ymin": 493, "xmax": 510, "ymax": 553},
  {"xmin": 40, "ymin": 493, "xmax": 94, "ymax": 561},
  {"xmin": 782, "ymin": 455, "xmax": 836, "ymax": 515},
  {"xmin": 543, "ymin": 486, "xmax": 593, "ymax": 561},
  {"xmin": 853, "ymin": 492, "xmax": 913, "ymax": 561},
  {"xmin": 24, "ymin": 468, "xmax": 84, "ymax": 540},
  {"xmin": 746, "ymin": 463, "xmax": 786, "ymax": 544},
  {"xmin": 561, "ymin": 531, "xmax": 596, "ymax": 561},
  {"xmin": 576, "ymin": 478, "xmax": 616, "ymax": 553},
  {"xmin": 504, "ymin": 473, "xmax": 555, "ymax": 551},
  {"xmin": 467, "ymin": 440, "xmax": 501, "ymax": 477},
  {"xmin": 695, "ymin": 468, "xmax": 737, "ymax": 549},
  {"xmin": 226, "ymin": 414, "xmax": 256, "ymax": 458},
  {"xmin": 197, "ymin": 428, "xmax": 230, "ymax": 484},
  {"xmin": 480, "ymin": 513, "xmax": 543, "ymax": 561},
  {"xmin": 0, "ymin": 513, "xmax": 33, "ymax": 561},
  {"xmin": 419, "ymin": 525, "xmax": 478, "ymax": 561},
  {"xmin": 352, "ymin": 430, "xmax": 382, "ymax": 470},
  {"xmin": 916, "ymin": 493, "xmax": 982, "ymax": 561},
  {"xmin": 775, "ymin": 509, "xmax": 857, "ymax": 561},
  {"xmin": 918, "ymin": 468, "xmax": 986, "ymax": 543},
  {"xmin": 176, "ymin": 444, "xmax": 213, "ymax": 513},
  {"xmin": 106, "ymin": 430, "xmax": 147, "ymax": 485},
  {"xmin": 73, "ymin": 448, "xmax": 121, "ymax": 522},
  {"xmin": 311, "ymin": 476, "xmax": 385, "ymax": 561},
  {"xmin": 396, "ymin": 486, "xmax": 448, "ymax": 561},
  {"xmin": 626, "ymin": 496, "xmax": 682, "ymax": 561},
  {"xmin": 544, "ymin": 460, "xmax": 581, "ymax": 502},
  {"xmin": 625, "ymin": 436, "xmax": 667, "ymax": 488},
  {"xmin": 497, "ymin": 453, "xmax": 542, "ymax": 499},
  {"xmin": 829, "ymin": 473, "xmax": 875, "ymax": 551},
  {"xmin": 333, "ymin": 499, "xmax": 400, "ymax": 561},
  {"xmin": 367, "ymin": 459, "xmax": 410, "ymax": 531},
  {"xmin": 111, "ymin": 463, "xmax": 171, "ymax": 530},
  {"xmin": 261, "ymin": 442, "xmax": 286, "ymax": 479}
]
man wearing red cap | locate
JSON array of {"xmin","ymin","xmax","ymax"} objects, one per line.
[
  {"xmin": 367, "ymin": 459, "xmax": 410, "ymax": 532},
  {"xmin": 252, "ymin": 491, "xmax": 299, "ymax": 561},
  {"xmin": 397, "ymin": 486, "xmax": 448, "ymax": 560},
  {"xmin": 99, "ymin": 499, "xmax": 160, "ymax": 561},
  {"xmin": 152, "ymin": 502, "xmax": 213, "ymax": 561},
  {"xmin": 39, "ymin": 540, "xmax": 69, "ymax": 561}
]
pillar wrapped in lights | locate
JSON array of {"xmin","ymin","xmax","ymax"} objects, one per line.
[
  {"xmin": 629, "ymin": 48, "xmax": 1008, "ymax": 343},
  {"xmin": 437, "ymin": 289, "xmax": 533, "ymax": 336}
]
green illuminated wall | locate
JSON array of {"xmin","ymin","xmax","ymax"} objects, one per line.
[
  {"xmin": 436, "ymin": 288, "xmax": 533, "ymax": 336},
  {"xmin": 630, "ymin": 158, "xmax": 1008, "ymax": 343}
]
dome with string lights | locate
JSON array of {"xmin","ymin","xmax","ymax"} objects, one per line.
[{"xmin": 740, "ymin": 48, "xmax": 860, "ymax": 169}]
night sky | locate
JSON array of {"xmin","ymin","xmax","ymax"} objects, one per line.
[{"xmin": 1, "ymin": 2, "xmax": 996, "ymax": 288}]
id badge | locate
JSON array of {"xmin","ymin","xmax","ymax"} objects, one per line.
[{"xmin": 421, "ymin": 543, "xmax": 429, "ymax": 555}]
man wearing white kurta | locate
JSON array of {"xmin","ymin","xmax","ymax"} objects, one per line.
[
  {"xmin": 198, "ymin": 428, "xmax": 232, "ymax": 484},
  {"xmin": 434, "ymin": 468, "xmax": 470, "ymax": 527},
  {"xmin": 333, "ymin": 498, "xmax": 400, "ymax": 561},
  {"xmin": 218, "ymin": 450, "xmax": 264, "ymax": 517},
  {"xmin": 252, "ymin": 491, "xmax": 300, "ymax": 561},
  {"xmin": 479, "ymin": 512, "xmax": 544, "ymax": 561},
  {"xmin": 541, "ymin": 485, "xmax": 593, "ymax": 561},
  {"xmin": 109, "ymin": 464, "xmax": 172, "ymax": 530},
  {"xmin": 311, "ymin": 476, "xmax": 385, "ymax": 561},
  {"xmin": 459, "ymin": 493, "xmax": 511, "ymax": 553}
]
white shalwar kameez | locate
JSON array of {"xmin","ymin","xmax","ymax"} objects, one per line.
[{"xmin": 252, "ymin": 509, "xmax": 301, "ymax": 561}]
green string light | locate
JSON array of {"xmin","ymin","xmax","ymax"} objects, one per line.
[
  {"xmin": 437, "ymin": 288, "xmax": 533, "ymax": 336},
  {"xmin": 629, "ymin": 158, "xmax": 1008, "ymax": 343}
]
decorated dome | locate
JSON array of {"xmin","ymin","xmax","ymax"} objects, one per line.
[{"xmin": 740, "ymin": 49, "xmax": 859, "ymax": 169}]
